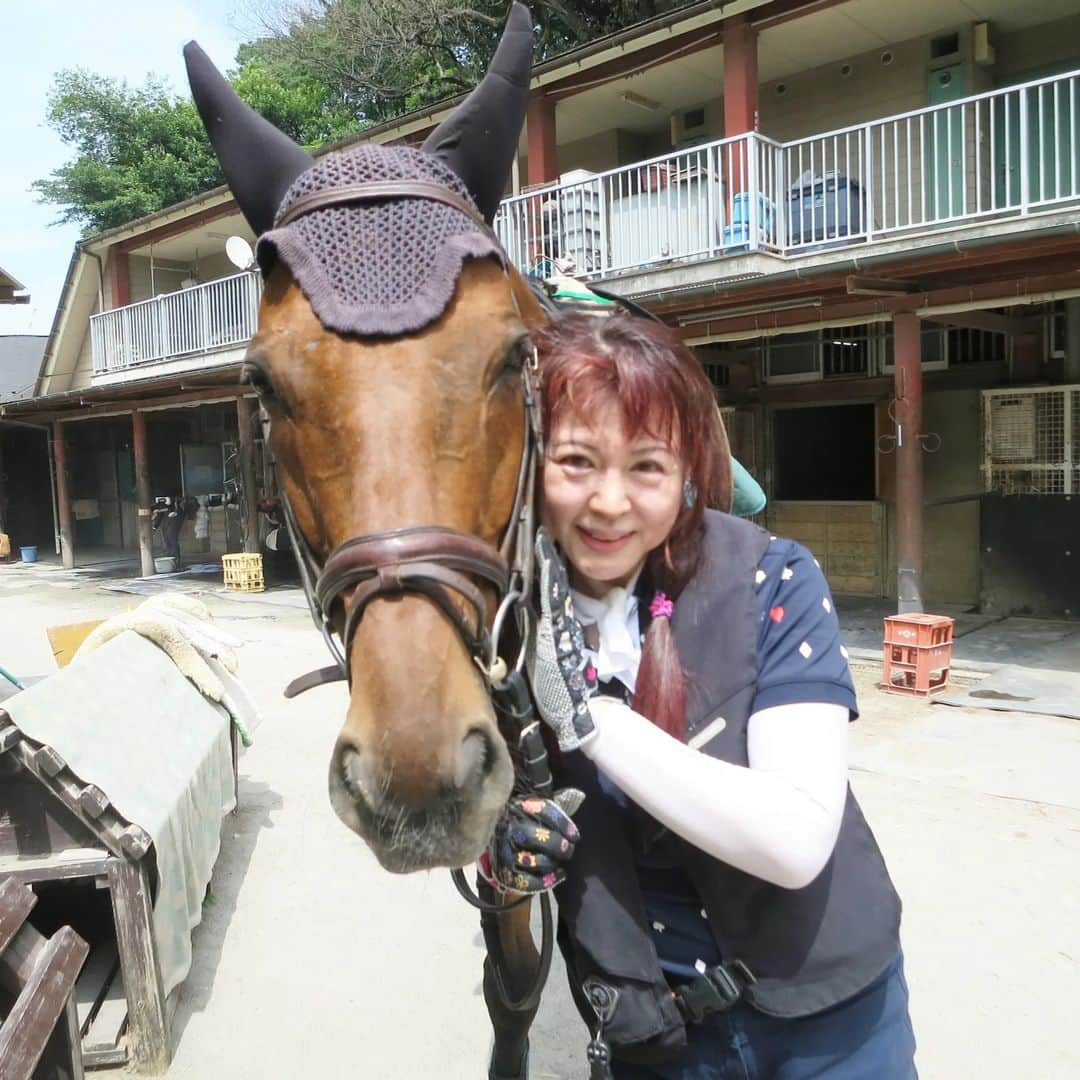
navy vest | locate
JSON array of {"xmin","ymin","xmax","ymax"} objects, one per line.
[{"xmin": 554, "ymin": 510, "xmax": 902, "ymax": 1063}]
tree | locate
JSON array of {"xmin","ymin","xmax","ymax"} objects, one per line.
[
  {"xmin": 239, "ymin": 0, "xmax": 685, "ymax": 124},
  {"xmin": 34, "ymin": 64, "xmax": 359, "ymax": 235}
]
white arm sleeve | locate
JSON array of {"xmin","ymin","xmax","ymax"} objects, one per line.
[{"xmin": 582, "ymin": 697, "xmax": 850, "ymax": 890}]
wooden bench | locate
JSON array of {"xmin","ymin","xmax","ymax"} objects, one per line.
[{"xmin": 0, "ymin": 877, "xmax": 89, "ymax": 1080}]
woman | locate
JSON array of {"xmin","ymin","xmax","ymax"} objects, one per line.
[{"xmin": 483, "ymin": 314, "xmax": 915, "ymax": 1079}]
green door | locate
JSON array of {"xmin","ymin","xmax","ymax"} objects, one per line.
[
  {"xmin": 995, "ymin": 66, "xmax": 1079, "ymax": 208},
  {"xmin": 925, "ymin": 65, "xmax": 966, "ymax": 220}
]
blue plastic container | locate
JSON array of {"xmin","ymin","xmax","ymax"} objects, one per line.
[{"xmin": 20, "ymin": 546, "xmax": 38, "ymax": 563}]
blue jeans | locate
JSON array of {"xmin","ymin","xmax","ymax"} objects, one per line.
[{"xmin": 613, "ymin": 953, "xmax": 917, "ymax": 1080}]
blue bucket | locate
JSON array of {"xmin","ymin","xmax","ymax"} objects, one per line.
[{"xmin": 20, "ymin": 546, "xmax": 38, "ymax": 563}]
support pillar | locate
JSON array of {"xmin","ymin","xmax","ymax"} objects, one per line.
[
  {"xmin": 526, "ymin": 93, "xmax": 558, "ymax": 186},
  {"xmin": 722, "ymin": 13, "xmax": 760, "ymax": 231},
  {"xmin": 723, "ymin": 14, "xmax": 759, "ymax": 137},
  {"xmin": 236, "ymin": 396, "xmax": 260, "ymax": 554},
  {"xmin": 131, "ymin": 410, "xmax": 155, "ymax": 577},
  {"xmin": 893, "ymin": 313, "xmax": 924, "ymax": 613},
  {"xmin": 52, "ymin": 421, "xmax": 74, "ymax": 569},
  {"xmin": 109, "ymin": 250, "xmax": 130, "ymax": 308}
]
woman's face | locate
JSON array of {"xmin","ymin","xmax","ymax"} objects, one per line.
[{"xmin": 542, "ymin": 401, "xmax": 684, "ymax": 599}]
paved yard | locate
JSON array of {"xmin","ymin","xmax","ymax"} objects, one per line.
[{"xmin": 1, "ymin": 565, "xmax": 1077, "ymax": 1078}]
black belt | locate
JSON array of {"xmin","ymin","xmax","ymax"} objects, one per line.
[{"xmin": 672, "ymin": 960, "xmax": 756, "ymax": 1024}]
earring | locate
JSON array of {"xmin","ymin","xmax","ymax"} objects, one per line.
[{"xmin": 683, "ymin": 478, "xmax": 697, "ymax": 509}]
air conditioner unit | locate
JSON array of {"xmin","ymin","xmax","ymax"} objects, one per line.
[
  {"xmin": 670, "ymin": 106, "xmax": 709, "ymax": 148},
  {"xmin": 989, "ymin": 396, "xmax": 1036, "ymax": 462}
]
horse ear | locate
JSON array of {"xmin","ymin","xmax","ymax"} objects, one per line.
[
  {"xmin": 422, "ymin": 2, "xmax": 533, "ymax": 223},
  {"xmin": 184, "ymin": 41, "xmax": 315, "ymax": 237}
]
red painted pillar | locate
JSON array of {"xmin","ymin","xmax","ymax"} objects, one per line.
[
  {"xmin": 723, "ymin": 14, "xmax": 759, "ymax": 137},
  {"xmin": 893, "ymin": 313, "xmax": 924, "ymax": 613},
  {"xmin": 132, "ymin": 409, "xmax": 155, "ymax": 577},
  {"xmin": 110, "ymin": 250, "xmax": 130, "ymax": 308},
  {"xmin": 525, "ymin": 92, "xmax": 559, "ymax": 272},
  {"xmin": 52, "ymin": 421, "xmax": 74, "ymax": 569},
  {"xmin": 526, "ymin": 93, "xmax": 558, "ymax": 186},
  {"xmin": 723, "ymin": 13, "xmax": 760, "ymax": 235}
]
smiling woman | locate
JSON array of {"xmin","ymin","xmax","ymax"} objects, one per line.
[{"xmin": 500, "ymin": 312, "xmax": 917, "ymax": 1079}]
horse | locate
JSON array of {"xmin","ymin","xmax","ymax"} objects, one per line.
[{"xmin": 186, "ymin": 6, "xmax": 554, "ymax": 1077}]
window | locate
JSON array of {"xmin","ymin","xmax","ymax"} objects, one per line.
[
  {"xmin": 764, "ymin": 325, "xmax": 874, "ymax": 382},
  {"xmin": 766, "ymin": 331, "xmax": 821, "ymax": 382},
  {"xmin": 822, "ymin": 326, "xmax": 872, "ymax": 378},
  {"xmin": 880, "ymin": 322, "xmax": 1005, "ymax": 371}
]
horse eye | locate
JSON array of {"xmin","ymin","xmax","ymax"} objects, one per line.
[{"xmin": 241, "ymin": 361, "xmax": 277, "ymax": 401}]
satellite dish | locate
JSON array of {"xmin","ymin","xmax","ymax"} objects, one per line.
[{"xmin": 225, "ymin": 235, "xmax": 256, "ymax": 271}]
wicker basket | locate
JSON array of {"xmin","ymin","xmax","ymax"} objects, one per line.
[{"xmin": 222, "ymin": 552, "xmax": 264, "ymax": 593}]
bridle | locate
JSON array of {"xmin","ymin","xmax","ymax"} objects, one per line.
[
  {"xmin": 265, "ymin": 179, "xmax": 542, "ymax": 701},
  {"xmin": 256, "ymin": 178, "xmax": 556, "ymax": 1018}
]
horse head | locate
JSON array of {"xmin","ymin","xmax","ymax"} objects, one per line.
[{"xmin": 186, "ymin": 3, "xmax": 547, "ymax": 872}]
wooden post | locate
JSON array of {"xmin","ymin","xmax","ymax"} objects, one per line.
[
  {"xmin": 106, "ymin": 858, "xmax": 169, "ymax": 1073},
  {"xmin": 52, "ymin": 421, "xmax": 74, "ymax": 569},
  {"xmin": 723, "ymin": 13, "xmax": 760, "ymax": 219},
  {"xmin": 526, "ymin": 92, "xmax": 558, "ymax": 186},
  {"xmin": 131, "ymin": 410, "xmax": 155, "ymax": 577},
  {"xmin": 236, "ymin": 396, "xmax": 260, "ymax": 554},
  {"xmin": 893, "ymin": 312, "xmax": 924, "ymax": 613}
]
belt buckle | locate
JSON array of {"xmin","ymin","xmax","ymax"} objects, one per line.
[{"xmin": 675, "ymin": 960, "xmax": 755, "ymax": 1024}]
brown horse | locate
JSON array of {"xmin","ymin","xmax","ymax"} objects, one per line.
[{"xmin": 187, "ymin": 5, "xmax": 551, "ymax": 1077}]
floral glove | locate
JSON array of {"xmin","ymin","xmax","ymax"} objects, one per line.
[
  {"xmin": 478, "ymin": 789, "xmax": 584, "ymax": 896},
  {"xmin": 526, "ymin": 528, "xmax": 598, "ymax": 752}
]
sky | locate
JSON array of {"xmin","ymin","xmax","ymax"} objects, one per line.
[{"xmin": 0, "ymin": 1, "xmax": 253, "ymax": 337}]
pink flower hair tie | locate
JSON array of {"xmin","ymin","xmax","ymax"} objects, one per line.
[{"xmin": 649, "ymin": 592, "xmax": 674, "ymax": 620}]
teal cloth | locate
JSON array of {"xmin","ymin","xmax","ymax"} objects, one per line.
[{"xmin": 731, "ymin": 456, "xmax": 767, "ymax": 517}]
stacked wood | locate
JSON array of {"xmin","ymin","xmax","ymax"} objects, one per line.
[{"xmin": 0, "ymin": 877, "xmax": 88, "ymax": 1080}]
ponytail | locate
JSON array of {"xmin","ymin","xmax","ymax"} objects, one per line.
[{"xmin": 631, "ymin": 591, "xmax": 687, "ymax": 742}]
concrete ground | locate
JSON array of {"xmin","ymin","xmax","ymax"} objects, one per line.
[{"xmin": 1, "ymin": 562, "xmax": 1078, "ymax": 1079}]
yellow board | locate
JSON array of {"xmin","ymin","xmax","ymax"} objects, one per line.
[{"xmin": 46, "ymin": 620, "xmax": 106, "ymax": 668}]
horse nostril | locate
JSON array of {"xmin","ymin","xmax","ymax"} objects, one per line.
[
  {"xmin": 455, "ymin": 728, "xmax": 494, "ymax": 791},
  {"xmin": 340, "ymin": 746, "xmax": 378, "ymax": 808}
]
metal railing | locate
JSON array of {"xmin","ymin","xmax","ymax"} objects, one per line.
[
  {"xmin": 494, "ymin": 134, "xmax": 781, "ymax": 279},
  {"xmin": 497, "ymin": 68, "xmax": 1080, "ymax": 278},
  {"xmin": 90, "ymin": 271, "xmax": 261, "ymax": 374},
  {"xmin": 91, "ymin": 71, "xmax": 1080, "ymax": 373}
]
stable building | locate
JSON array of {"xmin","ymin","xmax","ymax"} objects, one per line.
[{"xmin": 3, "ymin": 0, "xmax": 1079, "ymax": 615}]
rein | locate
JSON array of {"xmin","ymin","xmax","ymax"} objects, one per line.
[{"xmin": 260, "ymin": 178, "xmax": 556, "ymax": 1018}]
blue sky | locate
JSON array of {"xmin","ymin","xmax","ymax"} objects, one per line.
[{"xmin": 0, "ymin": 1, "xmax": 251, "ymax": 336}]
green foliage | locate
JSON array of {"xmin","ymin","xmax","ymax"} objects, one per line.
[
  {"xmin": 35, "ymin": 1, "xmax": 690, "ymax": 234},
  {"xmin": 240, "ymin": 0, "xmax": 687, "ymax": 125},
  {"xmin": 33, "ymin": 65, "xmax": 358, "ymax": 235}
]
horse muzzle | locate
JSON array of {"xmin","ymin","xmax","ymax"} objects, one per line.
[{"xmin": 328, "ymin": 719, "xmax": 514, "ymax": 872}]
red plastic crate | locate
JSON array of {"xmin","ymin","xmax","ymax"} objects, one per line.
[
  {"xmin": 883, "ymin": 613, "xmax": 954, "ymax": 649},
  {"xmin": 881, "ymin": 614, "xmax": 955, "ymax": 696}
]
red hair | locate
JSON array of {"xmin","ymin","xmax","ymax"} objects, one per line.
[{"xmin": 534, "ymin": 314, "xmax": 733, "ymax": 741}]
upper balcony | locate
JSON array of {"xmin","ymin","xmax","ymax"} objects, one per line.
[
  {"xmin": 89, "ymin": 270, "xmax": 261, "ymax": 383},
  {"xmin": 494, "ymin": 68, "xmax": 1080, "ymax": 287},
  {"xmin": 87, "ymin": 68, "xmax": 1080, "ymax": 377}
]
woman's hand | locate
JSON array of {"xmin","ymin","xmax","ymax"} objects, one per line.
[
  {"xmin": 526, "ymin": 528, "xmax": 598, "ymax": 753},
  {"xmin": 479, "ymin": 789, "xmax": 584, "ymax": 896}
]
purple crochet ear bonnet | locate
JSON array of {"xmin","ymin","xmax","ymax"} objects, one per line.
[{"xmin": 257, "ymin": 144, "xmax": 506, "ymax": 338}]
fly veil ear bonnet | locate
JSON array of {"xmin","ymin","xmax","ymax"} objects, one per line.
[{"xmin": 183, "ymin": 2, "xmax": 534, "ymax": 337}]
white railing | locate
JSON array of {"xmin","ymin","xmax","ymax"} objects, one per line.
[
  {"xmin": 90, "ymin": 71, "xmax": 1080, "ymax": 371},
  {"xmin": 494, "ymin": 134, "xmax": 781, "ymax": 279},
  {"xmin": 90, "ymin": 271, "xmax": 262, "ymax": 374},
  {"xmin": 497, "ymin": 68, "xmax": 1080, "ymax": 279}
]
